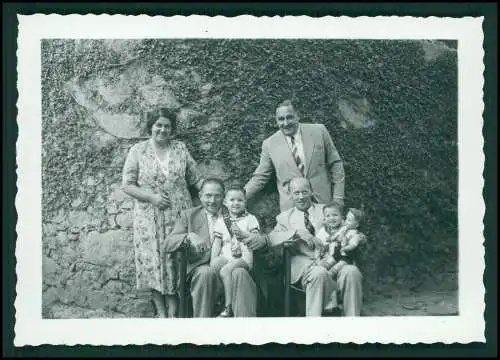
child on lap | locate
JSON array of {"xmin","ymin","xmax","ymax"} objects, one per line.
[
  {"xmin": 328, "ymin": 208, "xmax": 366, "ymax": 276},
  {"xmin": 210, "ymin": 185, "xmax": 260, "ymax": 317},
  {"xmin": 314, "ymin": 203, "xmax": 366, "ymax": 277}
]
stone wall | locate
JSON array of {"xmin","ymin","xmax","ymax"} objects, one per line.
[{"xmin": 42, "ymin": 39, "xmax": 458, "ymax": 318}]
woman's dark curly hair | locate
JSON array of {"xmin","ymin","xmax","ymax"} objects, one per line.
[{"xmin": 144, "ymin": 108, "xmax": 178, "ymax": 135}]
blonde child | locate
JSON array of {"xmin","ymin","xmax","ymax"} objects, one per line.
[{"xmin": 210, "ymin": 185, "xmax": 260, "ymax": 317}]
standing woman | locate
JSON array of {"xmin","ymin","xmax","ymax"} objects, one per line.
[{"xmin": 121, "ymin": 108, "xmax": 204, "ymax": 317}]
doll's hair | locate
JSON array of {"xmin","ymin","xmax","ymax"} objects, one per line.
[{"xmin": 348, "ymin": 208, "xmax": 365, "ymax": 225}]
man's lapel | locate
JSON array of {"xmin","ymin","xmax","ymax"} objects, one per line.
[
  {"xmin": 275, "ymin": 131, "xmax": 301, "ymax": 172},
  {"xmin": 302, "ymin": 125, "xmax": 316, "ymax": 176},
  {"xmin": 193, "ymin": 207, "xmax": 211, "ymax": 244}
]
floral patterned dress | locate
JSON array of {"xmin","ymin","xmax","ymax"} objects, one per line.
[{"xmin": 122, "ymin": 139, "xmax": 202, "ymax": 295}]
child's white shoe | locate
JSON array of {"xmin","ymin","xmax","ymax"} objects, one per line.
[{"xmin": 218, "ymin": 305, "xmax": 234, "ymax": 317}]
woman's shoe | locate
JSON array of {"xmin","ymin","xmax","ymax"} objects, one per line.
[{"xmin": 218, "ymin": 306, "xmax": 234, "ymax": 317}]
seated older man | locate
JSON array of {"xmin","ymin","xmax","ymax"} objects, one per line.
[
  {"xmin": 268, "ymin": 177, "xmax": 363, "ymax": 317},
  {"xmin": 165, "ymin": 178, "xmax": 258, "ymax": 317}
]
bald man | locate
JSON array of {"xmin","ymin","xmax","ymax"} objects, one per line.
[{"xmin": 268, "ymin": 177, "xmax": 363, "ymax": 317}]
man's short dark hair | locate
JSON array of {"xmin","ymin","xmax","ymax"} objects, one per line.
[
  {"xmin": 277, "ymin": 99, "xmax": 295, "ymax": 112},
  {"xmin": 200, "ymin": 178, "xmax": 225, "ymax": 193}
]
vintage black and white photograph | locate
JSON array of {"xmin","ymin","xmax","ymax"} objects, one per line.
[{"xmin": 15, "ymin": 15, "xmax": 485, "ymax": 345}]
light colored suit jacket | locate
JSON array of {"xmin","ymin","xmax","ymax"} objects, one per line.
[
  {"xmin": 165, "ymin": 205, "xmax": 213, "ymax": 275},
  {"xmin": 268, "ymin": 203, "xmax": 325, "ymax": 284},
  {"xmin": 245, "ymin": 123, "xmax": 345, "ymax": 212}
]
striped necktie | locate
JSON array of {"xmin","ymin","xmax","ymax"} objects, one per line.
[
  {"xmin": 304, "ymin": 208, "xmax": 316, "ymax": 236},
  {"xmin": 289, "ymin": 136, "xmax": 304, "ymax": 175}
]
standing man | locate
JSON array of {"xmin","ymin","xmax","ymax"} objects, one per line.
[
  {"xmin": 244, "ymin": 100, "xmax": 345, "ymax": 212},
  {"xmin": 165, "ymin": 178, "xmax": 258, "ymax": 317},
  {"xmin": 268, "ymin": 177, "xmax": 363, "ymax": 317}
]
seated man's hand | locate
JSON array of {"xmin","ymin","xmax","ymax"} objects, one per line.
[
  {"xmin": 295, "ymin": 229, "xmax": 315, "ymax": 248},
  {"xmin": 312, "ymin": 237, "xmax": 325, "ymax": 249},
  {"xmin": 317, "ymin": 258, "xmax": 332, "ymax": 270},
  {"xmin": 186, "ymin": 232, "xmax": 208, "ymax": 258},
  {"xmin": 191, "ymin": 243, "xmax": 208, "ymax": 260},
  {"xmin": 283, "ymin": 232, "xmax": 300, "ymax": 247},
  {"xmin": 244, "ymin": 232, "xmax": 268, "ymax": 251},
  {"xmin": 316, "ymin": 243, "xmax": 328, "ymax": 258}
]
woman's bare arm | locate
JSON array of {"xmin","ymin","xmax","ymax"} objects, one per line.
[
  {"xmin": 122, "ymin": 184, "xmax": 170, "ymax": 208},
  {"xmin": 122, "ymin": 184, "xmax": 155, "ymax": 203},
  {"xmin": 121, "ymin": 145, "xmax": 169, "ymax": 207}
]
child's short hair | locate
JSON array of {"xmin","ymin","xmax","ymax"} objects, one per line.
[
  {"xmin": 225, "ymin": 184, "xmax": 247, "ymax": 198},
  {"xmin": 348, "ymin": 208, "xmax": 365, "ymax": 224},
  {"xmin": 322, "ymin": 201, "xmax": 344, "ymax": 214}
]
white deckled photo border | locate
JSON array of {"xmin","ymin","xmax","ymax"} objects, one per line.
[{"xmin": 15, "ymin": 14, "xmax": 485, "ymax": 345}]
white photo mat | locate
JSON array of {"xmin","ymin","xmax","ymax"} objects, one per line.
[{"xmin": 15, "ymin": 14, "xmax": 485, "ymax": 345}]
